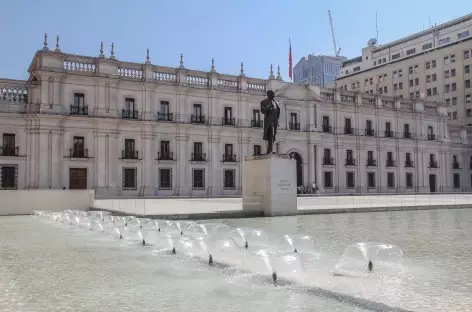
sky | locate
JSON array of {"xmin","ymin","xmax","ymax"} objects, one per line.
[{"xmin": 0, "ymin": 0, "xmax": 469, "ymax": 81}]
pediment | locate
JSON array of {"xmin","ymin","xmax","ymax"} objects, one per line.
[{"xmin": 274, "ymin": 83, "xmax": 321, "ymax": 102}]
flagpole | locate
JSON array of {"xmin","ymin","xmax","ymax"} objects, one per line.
[{"xmin": 289, "ymin": 37, "xmax": 293, "ymax": 82}]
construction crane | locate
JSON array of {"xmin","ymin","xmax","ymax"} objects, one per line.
[{"xmin": 328, "ymin": 10, "xmax": 341, "ymax": 56}]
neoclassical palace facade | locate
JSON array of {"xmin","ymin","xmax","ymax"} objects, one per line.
[{"xmin": 0, "ymin": 41, "xmax": 471, "ymax": 197}]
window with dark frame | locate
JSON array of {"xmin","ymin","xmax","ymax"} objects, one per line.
[
  {"xmin": 160, "ymin": 140, "xmax": 170, "ymax": 155},
  {"xmin": 224, "ymin": 169, "xmax": 235, "ymax": 189},
  {"xmin": 324, "ymin": 171, "xmax": 333, "ymax": 188},
  {"xmin": 193, "ymin": 103, "xmax": 202, "ymax": 117},
  {"xmin": 160, "ymin": 101, "xmax": 170, "ymax": 114},
  {"xmin": 253, "ymin": 145, "xmax": 261, "ymax": 156},
  {"xmin": 192, "ymin": 169, "xmax": 205, "ymax": 189},
  {"xmin": 0, "ymin": 165, "xmax": 17, "ymax": 189},
  {"xmin": 406, "ymin": 173, "xmax": 413, "ymax": 188},
  {"xmin": 159, "ymin": 168, "xmax": 172, "ymax": 189},
  {"xmin": 125, "ymin": 98, "xmax": 135, "ymax": 111},
  {"xmin": 72, "ymin": 93, "xmax": 86, "ymax": 114},
  {"xmin": 224, "ymin": 107, "xmax": 233, "ymax": 124},
  {"xmin": 1, "ymin": 133, "xmax": 16, "ymax": 156},
  {"xmin": 346, "ymin": 172, "xmax": 355, "ymax": 188},
  {"xmin": 122, "ymin": 168, "xmax": 137, "ymax": 189},
  {"xmin": 368, "ymin": 172, "xmax": 376, "ymax": 188},
  {"xmin": 74, "ymin": 93, "xmax": 85, "ymax": 107},
  {"xmin": 344, "ymin": 118, "xmax": 352, "ymax": 133},
  {"xmin": 225, "ymin": 144, "xmax": 233, "ymax": 156},
  {"xmin": 453, "ymin": 173, "xmax": 460, "ymax": 189},
  {"xmin": 387, "ymin": 172, "xmax": 395, "ymax": 188},
  {"xmin": 252, "ymin": 109, "xmax": 262, "ymax": 127},
  {"xmin": 194, "ymin": 142, "xmax": 203, "ymax": 156},
  {"xmin": 124, "ymin": 139, "xmax": 135, "ymax": 155},
  {"xmin": 73, "ymin": 136, "xmax": 85, "ymax": 157}
]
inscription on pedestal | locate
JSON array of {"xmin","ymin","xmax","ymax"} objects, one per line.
[{"xmin": 277, "ymin": 179, "xmax": 291, "ymax": 192}]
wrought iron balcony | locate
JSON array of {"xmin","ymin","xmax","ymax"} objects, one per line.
[
  {"xmin": 191, "ymin": 114, "xmax": 205, "ymax": 124},
  {"xmin": 386, "ymin": 159, "xmax": 396, "ymax": 167},
  {"xmin": 345, "ymin": 158, "xmax": 356, "ymax": 166},
  {"xmin": 322, "ymin": 125, "xmax": 332, "ymax": 133},
  {"xmin": 251, "ymin": 119, "xmax": 263, "ymax": 128},
  {"xmin": 384, "ymin": 130, "xmax": 394, "ymax": 138},
  {"xmin": 365, "ymin": 129, "xmax": 375, "ymax": 136},
  {"xmin": 428, "ymin": 134, "xmax": 436, "ymax": 141},
  {"xmin": 158, "ymin": 152, "xmax": 173, "ymax": 160},
  {"xmin": 122, "ymin": 109, "xmax": 139, "ymax": 119},
  {"xmin": 452, "ymin": 162, "xmax": 461, "ymax": 169},
  {"xmin": 366, "ymin": 159, "xmax": 377, "ymax": 166},
  {"xmin": 322, "ymin": 157, "xmax": 335, "ymax": 165},
  {"xmin": 157, "ymin": 112, "xmax": 173, "ymax": 121},
  {"xmin": 289, "ymin": 122, "xmax": 300, "ymax": 130},
  {"xmin": 222, "ymin": 154, "xmax": 237, "ymax": 162},
  {"xmin": 344, "ymin": 127, "xmax": 354, "ymax": 135},
  {"xmin": 429, "ymin": 161, "xmax": 439, "ymax": 168},
  {"xmin": 121, "ymin": 150, "xmax": 139, "ymax": 159},
  {"xmin": 404, "ymin": 132, "xmax": 412, "ymax": 139},
  {"xmin": 69, "ymin": 148, "xmax": 88, "ymax": 158},
  {"xmin": 405, "ymin": 160, "xmax": 414, "ymax": 167},
  {"xmin": 222, "ymin": 117, "xmax": 235, "ymax": 126},
  {"xmin": 191, "ymin": 153, "xmax": 207, "ymax": 161},
  {"xmin": 0, "ymin": 146, "xmax": 19, "ymax": 156},
  {"xmin": 70, "ymin": 105, "xmax": 88, "ymax": 116}
]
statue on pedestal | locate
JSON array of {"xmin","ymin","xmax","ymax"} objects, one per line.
[{"xmin": 260, "ymin": 90, "xmax": 280, "ymax": 154}]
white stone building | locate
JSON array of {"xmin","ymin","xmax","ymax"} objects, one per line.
[{"xmin": 0, "ymin": 37, "xmax": 470, "ymax": 198}]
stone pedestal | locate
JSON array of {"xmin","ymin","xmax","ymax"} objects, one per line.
[{"xmin": 242, "ymin": 154, "xmax": 297, "ymax": 217}]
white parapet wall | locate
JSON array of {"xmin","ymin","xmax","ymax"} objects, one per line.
[{"xmin": 0, "ymin": 190, "xmax": 94, "ymax": 216}]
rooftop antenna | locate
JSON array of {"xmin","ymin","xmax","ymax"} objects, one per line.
[
  {"xmin": 328, "ymin": 10, "xmax": 341, "ymax": 57},
  {"xmin": 376, "ymin": 11, "xmax": 379, "ymax": 42}
]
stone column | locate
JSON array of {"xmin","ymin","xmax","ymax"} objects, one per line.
[
  {"xmin": 95, "ymin": 133, "xmax": 108, "ymax": 193},
  {"xmin": 308, "ymin": 143, "xmax": 315, "ymax": 185},
  {"xmin": 108, "ymin": 133, "xmax": 119, "ymax": 195},
  {"xmin": 38, "ymin": 130, "xmax": 50, "ymax": 188},
  {"xmin": 51, "ymin": 130, "xmax": 62, "ymax": 189},
  {"xmin": 141, "ymin": 133, "xmax": 155, "ymax": 196},
  {"xmin": 176, "ymin": 135, "xmax": 189, "ymax": 196},
  {"xmin": 210, "ymin": 137, "xmax": 221, "ymax": 195}
]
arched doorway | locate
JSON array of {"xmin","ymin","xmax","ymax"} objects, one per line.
[{"xmin": 289, "ymin": 152, "xmax": 303, "ymax": 186}]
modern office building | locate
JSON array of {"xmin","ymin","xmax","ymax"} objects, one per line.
[
  {"xmin": 337, "ymin": 13, "xmax": 472, "ymax": 126},
  {"xmin": 0, "ymin": 38, "xmax": 470, "ymax": 198},
  {"xmin": 293, "ymin": 54, "xmax": 347, "ymax": 87}
]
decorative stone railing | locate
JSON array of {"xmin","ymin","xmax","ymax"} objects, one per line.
[
  {"xmin": 153, "ymin": 71, "xmax": 177, "ymax": 83},
  {"xmin": 382, "ymin": 100, "xmax": 394, "ymax": 109},
  {"xmin": 246, "ymin": 81, "xmax": 265, "ymax": 93},
  {"xmin": 424, "ymin": 106, "xmax": 437, "ymax": 114},
  {"xmin": 341, "ymin": 95, "xmax": 355, "ymax": 104},
  {"xmin": 118, "ymin": 67, "xmax": 143, "ymax": 79},
  {"xmin": 63, "ymin": 59, "xmax": 96, "ymax": 73},
  {"xmin": 320, "ymin": 92, "xmax": 334, "ymax": 101},
  {"xmin": 361, "ymin": 98, "xmax": 375, "ymax": 106},
  {"xmin": 0, "ymin": 80, "xmax": 28, "ymax": 104},
  {"xmin": 186, "ymin": 75, "xmax": 208, "ymax": 86},
  {"xmin": 400, "ymin": 102, "xmax": 413, "ymax": 110},
  {"xmin": 218, "ymin": 79, "xmax": 239, "ymax": 90}
]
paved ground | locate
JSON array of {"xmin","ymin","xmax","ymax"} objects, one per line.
[{"xmin": 93, "ymin": 194, "xmax": 472, "ymax": 219}]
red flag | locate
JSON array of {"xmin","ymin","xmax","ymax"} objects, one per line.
[{"xmin": 288, "ymin": 38, "xmax": 293, "ymax": 81}]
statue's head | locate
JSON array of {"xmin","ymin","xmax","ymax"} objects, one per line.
[{"xmin": 267, "ymin": 90, "xmax": 275, "ymax": 99}]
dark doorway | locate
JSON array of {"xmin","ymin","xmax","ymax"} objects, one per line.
[
  {"xmin": 69, "ymin": 168, "xmax": 87, "ymax": 189},
  {"xmin": 290, "ymin": 152, "xmax": 303, "ymax": 186},
  {"xmin": 429, "ymin": 174, "xmax": 436, "ymax": 193}
]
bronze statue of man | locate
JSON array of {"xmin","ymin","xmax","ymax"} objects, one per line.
[{"xmin": 260, "ymin": 90, "xmax": 280, "ymax": 154}]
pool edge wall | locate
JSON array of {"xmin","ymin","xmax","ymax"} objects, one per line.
[{"xmin": 0, "ymin": 190, "xmax": 94, "ymax": 216}]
